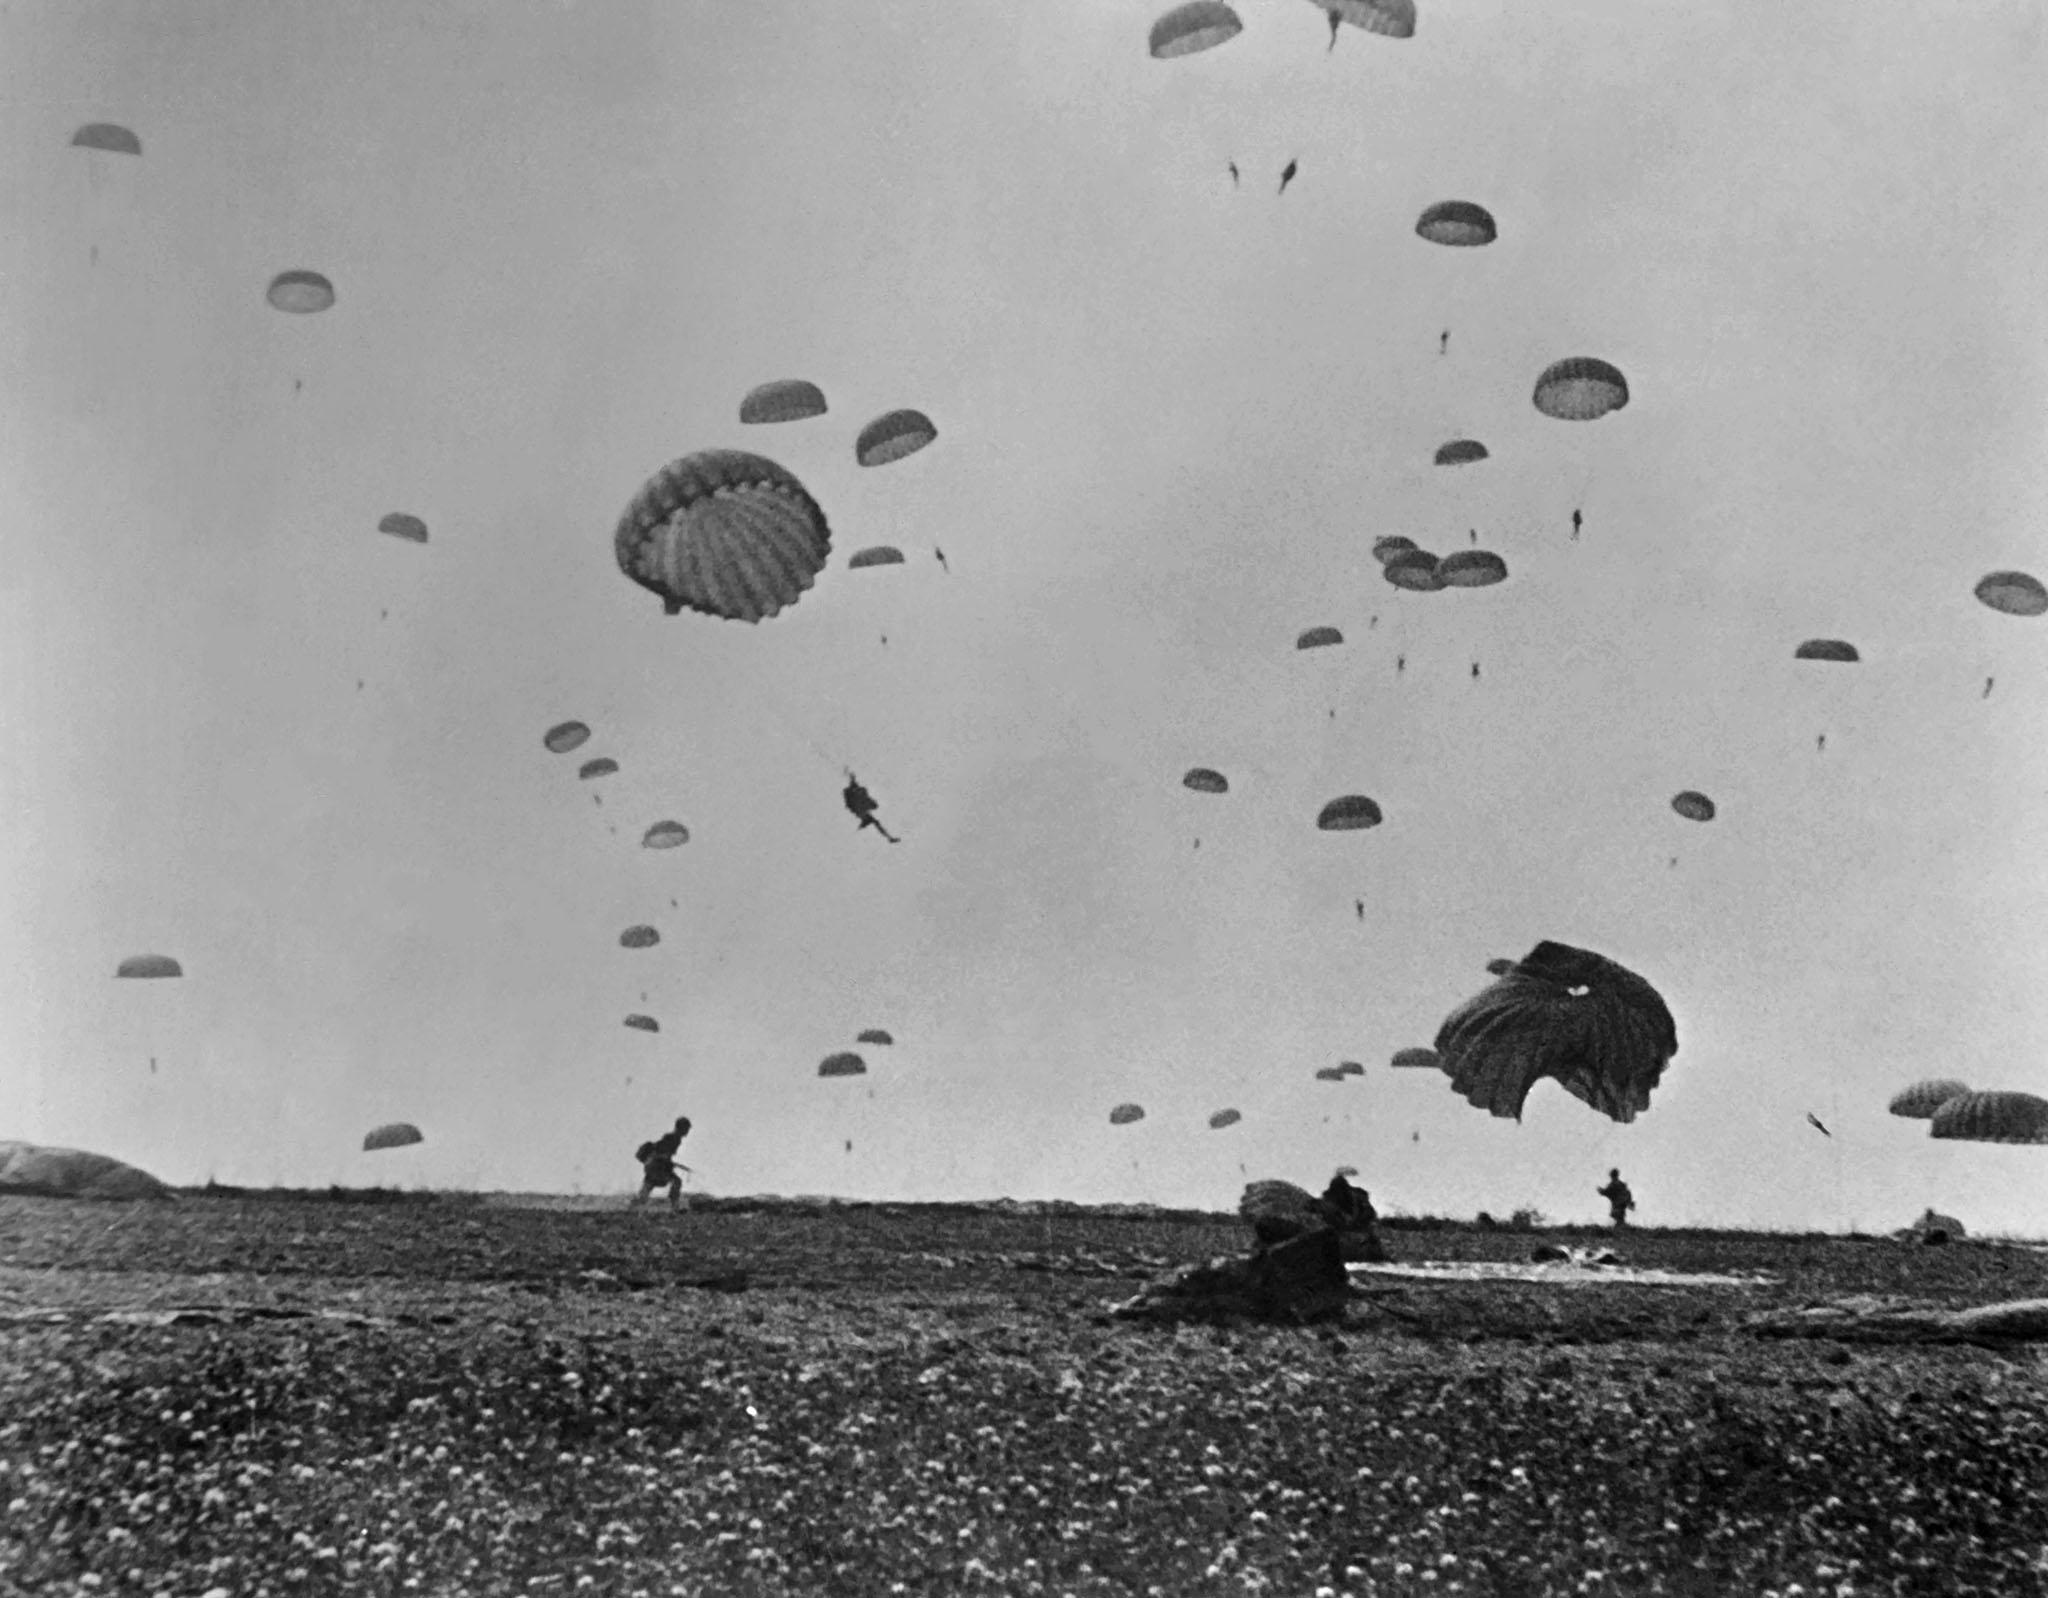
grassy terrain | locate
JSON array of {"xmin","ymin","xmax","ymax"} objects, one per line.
[{"xmin": 3, "ymin": 1192, "xmax": 2045, "ymax": 1597}]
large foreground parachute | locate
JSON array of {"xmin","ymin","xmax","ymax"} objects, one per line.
[
  {"xmin": 116, "ymin": 954, "xmax": 182, "ymax": 979},
  {"xmin": 615, "ymin": 450, "xmax": 831, "ymax": 622},
  {"xmin": 1149, "ymin": 1, "xmax": 1243, "ymax": 57},
  {"xmin": 739, "ymin": 380, "xmax": 828, "ymax": 425},
  {"xmin": 363, "ymin": 1123, "xmax": 423, "ymax": 1152},
  {"xmin": 1887, "ymin": 1079, "xmax": 1970, "ymax": 1120},
  {"xmin": 1930, "ymin": 1090, "xmax": 2048, "ymax": 1146},
  {"xmin": 1532, "ymin": 358, "xmax": 1629, "ymax": 421},
  {"xmin": 1433, "ymin": 940, "xmax": 1678, "ymax": 1123}
]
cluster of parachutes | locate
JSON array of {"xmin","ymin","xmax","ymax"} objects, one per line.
[{"xmin": 1889, "ymin": 1080, "xmax": 2048, "ymax": 1146}]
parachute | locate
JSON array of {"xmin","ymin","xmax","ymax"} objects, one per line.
[
  {"xmin": 1315, "ymin": 1067, "xmax": 1348, "ymax": 1082},
  {"xmin": 642, "ymin": 821, "xmax": 690, "ymax": 849},
  {"xmin": 615, "ymin": 450, "xmax": 831, "ymax": 623},
  {"xmin": 1532, "ymin": 358, "xmax": 1629, "ymax": 421},
  {"xmin": 619, "ymin": 925, "xmax": 661, "ymax": 950},
  {"xmin": 1973, "ymin": 571, "xmax": 2047, "ymax": 618},
  {"xmin": 1108, "ymin": 1102, "xmax": 1146, "ymax": 1125},
  {"xmin": 1371, "ymin": 536, "xmax": 1419, "ymax": 566},
  {"xmin": 71, "ymin": 124, "xmax": 142, "ymax": 156},
  {"xmin": 1149, "ymin": 1, "xmax": 1244, "ymax": 57},
  {"xmin": 1887, "ymin": 1079, "xmax": 1970, "ymax": 1120},
  {"xmin": 855, "ymin": 410, "xmax": 938, "ymax": 468},
  {"xmin": 0, "ymin": 1141, "xmax": 170, "ymax": 1200},
  {"xmin": 115, "ymin": 954, "xmax": 181, "ymax": 979},
  {"xmin": 848, "ymin": 546, "xmax": 906, "ymax": 569},
  {"xmin": 1671, "ymin": 791, "xmax": 1716, "ymax": 822},
  {"xmin": 266, "ymin": 270, "xmax": 335, "ymax": 314},
  {"xmin": 1930, "ymin": 1090, "xmax": 2048, "ymax": 1146},
  {"xmin": 856, "ymin": 1029, "xmax": 894, "ymax": 1046},
  {"xmin": 624, "ymin": 1015, "xmax": 660, "ymax": 1033},
  {"xmin": 544, "ymin": 721, "xmax": 592, "ymax": 754},
  {"xmin": 1437, "ymin": 550, "xmax": 1507, "ymax": 588},
  {"xmin": 1183, "ymin": 767, "xmax": 1229, "ymax": 794},
  {"xmin": 1317, "ymin": 795, "xmax": 1383, "ymax": 831},
  {"xmin": 579, "ymin": 758, "xmax": 620, "ymax": 781},
  {"xmin": 1794, "ymin": 640, "xmax": 1860, "ymax": 664},
  {"xmin": 1383, "ymin": 550, "xmax": 1444, "ymax": 591},
  {"xmin": 1415, "ymin": 201, "xmax": 1496, "ymax": 247},
  {"xmin": 1208, "ymin": 1108, "xmax": 1243, "ymax": 1130},
  {"xmin": 363, "ymin": 1123, "xmax": 423, "ymax": 1152},
  {"xmin": 1297, "ymin": 626, "xmax": 1344, "ymax": 650},
  {"xmin": 1433, "ymin": 439, "xmax": 1490, "ymax": 467},
  {"xmin": 1433, "ymin": 940, "xmax": 1678, "ymax": 1123},
  {"xmin": 1337, "ymin": 1060, "xmax": 1365, "ymax": 1077},
  {"xmin": 739, "ymin": 380, "xmax": 828, "ymax": 425},
  {"xmin": 818, "ymin": 1052, "xmax": 867, "ymax": 1078},
  {"xmin": 1390, "ymin": 1047, "xmax": 1439, "ymax": 1070},
  {"xmin": 1312, "ymin": 0, "xmax": 1416, "ymax": 40},
  {"xmin": 1484, "ymin": 958, "xmax": 1517, "ymax": 977},
  {"xmin": 377, "ymin": 513, "xmax": 428, "ymax": 545}
]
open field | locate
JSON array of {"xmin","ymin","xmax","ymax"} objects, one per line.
[{"xmin": 3, "ymin": 1194, "xmax": 2046, "ymax": 1597}]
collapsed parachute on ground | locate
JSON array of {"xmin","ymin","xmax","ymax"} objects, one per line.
[
  {"xmin": 72, "ymin": 124, "xmax": 142, "ymax": 156},
  {"xmin": 1433, "ymin": 940, "xmax": 1678, "ymax": 1123},
  {"xmin": 0, "ymin": 1141, "xmax": 171, "ymax": 1200},
  {"xmin": 1149, "ymin": 0, "xmax": 1243, "ymax": 57},
  {"xmin": 1297, "ymin": 626, "xmax": 1344, "ymax": 650},
  {"xmin": 624, "ymin": 1015, "xmax": 660, "ymax": 1033},
  {"xmin": 818, "ymin": 1052, "xmax": 867, "ymax": 1078},
  {"xmin": 1183, "ymin": 768, "xmax": 1229, "ymax": 794},
  {"xmin": 1532, "ymin": 358, "xmax": 1629, "ymax": 421},
  {"xmin": 578, "ymin": 758, "xmax": 619, "ymax": 781},
  {"xmin": 1415, "ymin": 201, "xmax": 1495, "ymax": 247},
  {"xmin": 1888, "ymin": 1079, "xmax": 1970, "ymax": 1120},
  {"xmin": 1208, "ymin": 1108, "xmax": 1242, "ymax": 1130},
  {"xmin": 378, "ymin": 513, "xmax": 428, "ymax": 545},
  {"xmin": 615, "ymin": 450, "xmax": 831, "ymax": 623},
  {"xmin": 1317, "ymin": 795, "xmax": 1383, "ymax": 831},
  {"xmin": 544, "ymin": 721, "xmax": 592, "ymax": 754},
  {"xmin": 1312, "ymin": 0, "xmax": 1416, "ymax": 41},
  {"xmin": 1433, "ymin": 439, "xmax": 1490, "ymax": 467},
  {"xmin": 1314, "ymin": 1067, "xmax": 1348, "ymax": 1082},
  {"xmin": 642, "ymin": 821, "xmax": 690, "ymax": 849},
  {"xmin": 619, "ymin": 925, "xmax": 661, "ymax": 950},
  {"xmin": 1930, "ymin": 1090, "xmax": 2048, "ymax": 1146},
  {"xmin": 1384, "ymin": 549, "xmax": 1443, "ymax": 591},
  {"xmin": 739, "ymin": 380, "xmax": 828, "ymax": 425},
  {"xmin": 1371, "ymin": 536, "xmax": 1418, "ymax": 566},
  {"xmin": 1794, "ymin": 639, "xmax": 1860, "ymax": 664},
  {"xmin": 856, "ymin": 410, "xmax": 937, "ymax": 468},
  {"xmin": 116, "ymin": 954, "xmax": 181, "ymax": 979},
  {"xmin": 267, "ymin": 270, "xmax": 335, "ymax": 314},
  {"xmin": 857, "ymin": 1029, "xmax": 894, "ymax": 1046},
  {"xmin": 363, "ymin": 1123, "xmax": 423, "ymax": 1152},
  {"xmin": 848, "ymin": 546, "xmax": 906, "ymax": 570},
  {"xmin": 1390, "ymin": 1047, "xmax": 1439, "ymax": 1070},
  {"xmin": 1337, "ymin": 1060, "xmax": 1365, "ymax": 1077},
  {"xmin": 1437, "ymin": 550, "xmax": 1507, "ymax": 588},
  {"xmin": 1973, "ymin": 571, "xmax": 2047, "ymax": 618},
  {"xmin": 1109, "ymin": 1102, "xmax": 1146, "ymax": 1125},
  {"xmin": 1671, "ymin": 791, "xmax": 1716, "ymax": 822}
]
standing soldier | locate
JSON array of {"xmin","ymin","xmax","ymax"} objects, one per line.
[
  {"xmin": 634, "ymin": 1116, "xmax": 693, "ymax": 1212},
  {"xmin": 1597, "ymin": 1168, "xmax": 1635, "ymax": 1229}
]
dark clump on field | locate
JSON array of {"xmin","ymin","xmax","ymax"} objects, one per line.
[{"xmin": 4, "ymin": 1195, "xmax": 2047, "ymax": 1596}]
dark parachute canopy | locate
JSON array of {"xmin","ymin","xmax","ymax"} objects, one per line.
[
  {"xmin": 1671, "ymin": 791, "xmax": 1716, "ymax": 822},
  {"xmin": 615, "ymin": 450, "xmax": 831, "ymax": 623},
  {"xmin": 1297, "ymin": 626, "xmax": 1344, "ymax": 650},
  {"xmin": 363, "ymin": 1123, "xmax": 423, "ymax": 1152},
  {"xmin": 848, "ymin": 546, "xmax": 906, "ymax": 569},
  {"xmin": 1973, "ymin": 571, "xmax": 2047, "ymax": 618},
  {"xmin": 1794, "ymin": 639, "xmax": 1860, "ymax": 664},
  {"xmin": 1415, "ymin": 201, "xmax": 1496, "ymax": 247},
  {"xmin": 1312, "ymin": 0, "xmax": 1416, "ymax": 41},
  {"xmin": 1337, "ymin": 1060, "xmax": 1365, "ymax": 1077},
  {"xmin": 1390, "ymin": 1047, "xmax": 1439, "ymax": 1070},
  {"xmin": 1317, "ymin": 795, "xmax": 1383, "ymax": 831},
  {"xmin": 1108, "ymin": 1102, "xmax": 1146, "ymax": 1125},
  {"xmin": 1149, "ymin": 0, "xmax": 1243, "ymax": 57},
  {"xmin": 72, "ymin": 123, "xmax": 142, "ymax": 156},
  {"xmin": 739, "ymin": 380, "xmax": 828, "ymax": 425},
  {"xmin": 1532, "ymin": 358, "xmax": 1629, "ymax": 421},
  {"xmin": 619, "ymin": 925, "xmax": 661, "ymax": 950},
  {"xmin": 857, "ymin": 1029, "xmax": 894, "ymax": 1046},
  {"xmin": 116, "ymin": 954, "xmax": 181, "ymax": 979},
  {"xmin": 1930, "ymin": 1090, "xmax": 2048, "ymax": 1146},
  {"xmin": 1371, "ymin": 536, "xmax": 1419, "ymax": 566},
  {"xmin": 856, "ymin": 410, "xmax": 938, "ymax": 468},
  {"xmin": 1208, "ymin": 1107, "xmax": 1243, "ymax": 1130},
  {"xmin": 623, "ymin": 1015, "xmax": 660, "ymax": 1033},
  {"xmin": 0, "ymin": 1141, "xmax": 171, "ymax": 1201},
  {"xmin": 378, "ymin": 513, "xmax": 428, "ymax": 544},
  {"xmin": 818, "ymin": 1052, "xmax": 867, "ymax": 1078},
  {"xmin": 1484, "ymin": 958, "xmax": 1517, "ymax": 977},
  {"xmin": 266, "ymin": 270, "xmax": 335, "ymax": 314},
  {"xmin": 1888, "ymin": 1079, "xmax": 1970, "ymax": 1120},
  {"xmin": 1384, "ymin": 549, "xmax": 1443, "ymax": 591},
  {"xmin": 1183, "ymin": 767, "xmax": 1229, "ymax": 794},
  {"xmin": 579, "ymin": 758, "xmax": 620, "ymax": 781},
  {"xmin": 544, "ymin": 721, "xmax": 592, "ymax": 754},
  {"xmin": 1433, "ymin": 940, "xmax": 1678, "ymax": 1124},
  {"xmin": 1433, "ymin": 439, "xmax": 1490, "ymax": 467},
  {"xmin": 1314, "ymin": 1066, "xmax": 1348, "ymax": 1082},
  {"xmin": 642, "ymin": 821, "xmax": 690, "ymax": 849},
  {"xmin": 1437, "ymin": 550, "xmax": 1507, "ymax": 588}
]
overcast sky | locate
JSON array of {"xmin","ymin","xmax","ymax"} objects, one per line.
[{"xmin": 3, "ymin": 0, "xmax": 2045, "ymax": 1232}]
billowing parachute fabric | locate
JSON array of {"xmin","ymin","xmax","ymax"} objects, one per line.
[
  {"xmin": 1433, "ymin": 940, "xmax": 1678, "ymax": 1123},
  {"xmin": 1296, "ymin": 626, "xmax": 1344, "ymax": 650},
  {"xmin": 0, "ymin": 1142, "xmax": 172, "ymax": 1201},
  {"xmin": 1108, "ymin": 1103, "xmax": 1146, "ymax": 1126},
  {"xmin": 739, "ymin": 379, "xmax": 827, "ymax": 425},
  {"xmin": 363, "ymin": 1123, "xmax": 423, "ymax": 1152},
  {"xmin": 544, "ymin": 721, "xmax": 592, "ymax": 754},
  {"xmin": 1973, "ymin": 570, "xmax": 2048, "ymax": 618},
  {"xmin": 1313, "ymin": 0, "xmax": 1416, "ymax": 40},
  {"xmin": 818, "ymin": 1052, "xmax": 867, "ymax": 1078},
  {"xmin": 615, "ymin": 450, "xmax": 831, "ymax": 623},
  {"xmin": 857, "ymin": 1029, "xmax": 894, "ymax": 1046},
  {"xmin": 1390, "ymin": 1047, "xmax": 1439, "ymax": 1070},
  {"xmin": 1314, "ymin": 1067, "xmax": 1348, "ymax": 1082},
  {"xmin": 848, "ymin": 546, "xmax": 906, "ymax": 569},
  {"xmin": 642, "ymin": 821, "xmax": 690, "ymax": 849},
  {"xmin": 116, "ymin": 954, "xmax": 182, "ymax": 979},
  {"xmin": 855, "ymin": 410, "xmax": 938, "ymax": 468},
  {"xmin": 1433, "ymin": 439, "xmax": 1490, "ymax": 467},
  {"xmin": 1415, "ymin": 201, "xmax": 1495, "ymax": 247},
  {"xmin": 1317, "ymin": 794, "xmax": 1383, "ymax": 831},
  {"xmin": 1371, "ymin": 536, "xmax": 1418, "ymax": 566},
  {"xmin": 1384, "ymin": 550, "xmax": 1443, "ymax": 591},
  {"xmin": 378, "ymin": 513, "xmax": 428, "ymax": 544},
  {"xmin": 1887, "ymin": 1079, "xmax": 1970, "ymax": 1120},
  {"xmin": 266, "ymin": 270, "xmax": 335, "ymax": 314},
  {"xmin": 72, "ymin": 123, "xmax": 142, "ymax": 156},
  {"xmin": 619, "ymin": 925, "xmax": 661, "ymax": 950},
  {"xmin": 1671, "ymin": 791, "xmax": 1716, "ymax": 822},
  {"xmin": 1437, "ymin": 550, "xmax": 1507, "ymax": 588},
  {"xmin": 624, "ymin": 1015, "xmax": 660, "ymax": 1033},
  {"xmin": 1208, "ymin": 1108, "xmax": 1242, "ymax": 1130},
  {"xmin": 1532, "ymin": 358, "xmax": 1629, "ymax": 421},
  {"xmin": 1149, "ymin": 0, "xmax": 1243, "ymax": 57},
  {"xmin": 579, "ymin": 758, "xmax": 620, "ymax": 781},
  {"xmin": 1930, "ymin": 1090, "xmax": 2048, "ymax": 1146},
  {"xmin": 1183, "ymin": 767, "xmax": 1229, "ymax": 794},
  {"xmin": 1794, "ymin": 639, "xmax": 1860, "ymax": 664}
]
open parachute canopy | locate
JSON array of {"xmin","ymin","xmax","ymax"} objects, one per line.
[
  {"xmin": 1208, "ymin": 1108, "xmax": 1243, "ymax": 1130},
  {"xmin": 1433, "ymin": 940, "xmax": 1678, "ymax": 1124},
  {"xmin": 1671, "ymin": 791, "xmax": 1716, "ymax": 823},
  {"xmin": 1313, "ymin": 0, "xmax": 1416, "ymax": 40},
  {"xmin": 1794, "ymin": 639, "xmax": 1860, "ymax": 664},
  {"xmin": 378, "ymin": 513, "xmax": 428, "ymax": 544},
  {"xmin": 739, "ymin": 379, "xmax": 828, "ymax": 425},
  {"xmin": 1384, "ymin": 549, "xmax": 1444, "ymax": 591},
  {"xmin": 116, "ymin": 954, "xmax": 181, "ymax": 979},
  {"xmin": 1973, "ymin": 570, "xmax": 2048, "ymax": 618},
  {"xmin": 1337, "ymin": 1060, "xmax": 1366, "ymax": 1077},
  {"xmin": 1888, "ymin": 1079, "xmax": 1971, "ymax": 1120},
  {"xmin": 1149, "ymin": 0, "xmax": 1243, "ymax": 57},
  {"xmin": 1371, "ymin": 536, "xmax": 1419, "ymax": 566},
  {"xmin": 1314, "ymin": 1067, "xmax": 1348, "ymax": 1083},
  {"xmin": 266, "ymin": 270, "xmax": 335, "ymax": 314},
  {"xmin": 1433, "ymin": 439, "xmax": 1490, "ymax": 467},
  {"xmin": 1317, "ymin": 795, "xmax": 1383, "ymax": 831},
  {"xmin": 362, "ymin": 1123, "xmax": 423, "ymax": 1152},
  {"xmin": 1437, "ymin": 550, "xmax": 1507, "ymax": 588},
  {"xmin": 1485, "ymin": 958, "xmax": 1518, "ymax": 977},
  {"xmin": 1183, "ymin": 767, "xmax": 1229, "ymax": 794},
  {"xmin": 578, "ymin": 758, "xmax": 619, "ymax": 781},
  {"xmin": 855, "ymin": 409, "xmax": 938, "ymax": 468},
  {"xmin": 615, "ymin": 450, "xmax": 831, "ymax": 623},
  {"xmin": 1930, "ymin": 1090, "xmax": 2048, "ymax": 1146},
  {"xmin": 72, "ymin": 123, "xmax": 142, "ymax": 156},
  {"xmin": 0, "ymin": 1142, "xmax": 170, "ymax": 1200},
  {"xmin": 544, "ymin": 721, "xmax": 592, "ymax": 754},
  {"xmin": 857, "ymin": 1029, "xmax": 894, "ymax": 1046},
  {"xmin": 848, "ymin": 546, "xmax": 906, "ymax": 569},
  {"xmin": 818, "ymin": 1052, "xmax": 867, "ymax": 1078},
  {"xmin": 642, "ymin": 821, "xmax": 690, "ymax": 849},
  {"xmin": 623, "ymin": 1015, "xmax": 660, "ymax": 1033},
  {"xmin": 1532, "ymin": 358, "xmax": 1629, "ymax": 421},
  {"xmin": 1297, "ymin": 626, "xmax": 1344, "ymax": 650},
  {"xmin": 1390, "ymin": 1047, "xmax": 1440, "ymax": 1070},
  {"xmin": 619, "ymin": 925, "xmax": 661, "ymax": 950},
  {"xmin": 1415, "ymin": 201, "xmax": 1496, "ymax": 247},
  {"xmin": 1109, "ymin": 1102, "xmax": 1146, "ymax": 1125}
]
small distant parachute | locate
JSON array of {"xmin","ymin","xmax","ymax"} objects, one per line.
[
  {"xmin": 1794, "ymin": 639, "xmax": 1860, "ymax": 664},
  {"xmin": 1317, "ymin": 795, "xmax": 1383, "ymax": 831},
  {"xmin": 1671, "ymin": 791, "xmax": 1716, "ymax": 823},
  {"xmin": 72, "ymin": 123, "xmax": 142, "ymax": 156},
  {"xmin": 266, "ymin": 270, "xmax": 336, "ymax": 314},
  {"xmin": 1208, "ymin": 1108, "xmax": 1243, "ymax": 1130},
  {"xmin": 1312, "ymin": 0, "xmax": 1416, "ymax": 41},
  {"xmin": 619, "ymin": 925, "xmax": 661, "ymax": 949},
  {"xmin": 1109, "ymin": 1102, "xmax": 1146, "ymax": 1125},
  {"xmin": 1930, "ymin": 1090, "xmax": 2048, "ymax": 1146},
  {"xmin": 1484, "ymin": 958, "xmax": 1517, "ymax": 977},
  {"xmin": 1383, "ymin": 550, "xmax": 1443, "ymax": 591},
  {"xmin": 1183, "ymin": 768, "xmax": 1229, "ymax": 794},
  {"xmin": 363, "ymin": 1123, "xmax": 423, "ymax": 1152},
  {"xmin": 1337, "ymin": 1060, "xmax": 1365, "ymax": 1077},
  {"xmin": 623, "ymin": 1015, "xmax": 660, "ymax": 1033},
  {"xmin": 1371, "ymin": 536, "xmax": 1419, "ymax": 566},
  {"xmin": 1390, "ymin": 1047, "xmax": 1439, "ymax": 1070},
  {"xmin": 856, "ymin": 410, "xmax": 938, "ymax": 468},
  {"xmin": 818, "ymin": 1052, "xmax": 867, "ymax": 1078},
  {"xmin": 1888, "ymin": 1079, "xmax": 1971, "ymax": 1120},
  {"xmin": 377, "ymin": 513, "xmax": 428, "ymax": 545},
  {"xmin": 857, "ymin": 1029, "xmax": 894, "ymax": 1046},
  {"xmin": 1433, "ymin": 439, "xmax": 1490, "ymax": 467},
  {"xmin": 1434, "ymin": 940, "xmax": 1678, "ymax": 1124},
  {"xmin": 1437, "ymin": 550, "xmax": 1507, "ymax": 588},
  {"xmin": 615, "ymin": 450, "xmax": 831, "ymax": 623},
  {"xmin": 1532, "ymin": 358, "xmax": 1629, "ymax": 421},
  {"xmin": 1297, "ymin": 626, "xmax": 1344, "ymax": 650},
  {"xmin": 848, "ymin": 546, "xmax": 906, "ymax": 570},
  {"xmin": 1149, "ymin": 0, "xmax": 1243, "ymax": 57},
  {"xmin": 642, "ymin": 821, "xmax": 690, "ymax": 849},
  {"xmin": 1973, "ymin": 571, "xmax": 2047, "ymax": 618},
  {"xmin": 544, "ymin": 721, "xmax": 592, "ymax": 754},
  {"xmin": 1314, "ymin": 1067, "xmax": 1348, "ymax": 1083},
  {"xmin": 739, "ymin": 380, "xmax": 828, "ymax": 425},
  {"xmin": 579, "ymin": 758, "xmax": 619, "ymax": 781},
  {"xmin": 1415, "ymin": 201, "xmax": 1496, "ymax": 247},
  {"xmin": 116, "ymin": 954, "xmax": 182, "ymax": 979}
]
